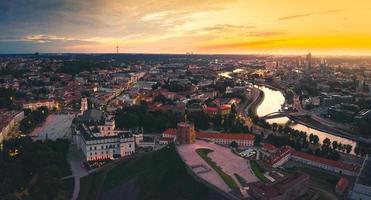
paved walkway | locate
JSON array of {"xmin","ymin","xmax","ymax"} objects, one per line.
[
  {"xmin": 67, "ymin": 145, "xmax": 90, "ymax": 200},
  {"xmin": 177, "ymin": 140, "xmax": 258, "ymax": 192}
]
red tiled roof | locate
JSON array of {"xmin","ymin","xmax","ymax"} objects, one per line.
[
  {"xmin": 219, "ymin": 105, "xmax": 231, "ymax": 110},
  {"xmin": 267, "ymin": 146, "xmax": 293, "ymax": 166},
  {"xmin": 163, "ymin": 128, "xmax": 176, "ymax": 135},
  {"xmin": 292, "ymin": 151, "xmax": 360, "ymax": 172},
  {"xmin": 162, "ymin": 128, "xmax": 255, "ymax": 141},
  {"xmin": 205, "ymin": 106, "xmax": 218, "ymax": 112},
  {"xmin": 336, "ymin": 177, "xmax": 349, "ymax": 192},
  {"xmin": 159, "ymin": 137, "xmax": 174, "ymax": 142},
  {"xmin": 196, "ymin": 132, "xmax": 255, "ymax": 141}
]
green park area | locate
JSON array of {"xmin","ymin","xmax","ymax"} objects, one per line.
[
  {"xmin": 78, "ymin": 144, "xmax": 211, "ymax": 200},
  {"xmin": 250, "ymin": 160, "xmax": 269, "ymax": 183},
  {"xmin": 196, "ymin": 148, "xmax": 239, "ymax": 190}
]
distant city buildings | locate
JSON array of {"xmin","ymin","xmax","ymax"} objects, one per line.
[{"xmin": 23, "ymin": 99, "xmax": 59, "ymax": 110}]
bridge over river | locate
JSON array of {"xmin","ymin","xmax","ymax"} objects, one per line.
[{"xmin": 260, "ymin": 110, "xmax": 300, "ymax": 120}]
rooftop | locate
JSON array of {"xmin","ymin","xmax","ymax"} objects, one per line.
[
  {"xmin": 293, "ymin": 151, "xmax": 360, "ymax": 172},
  {"xmin": 196, "ymin": 131, "xmax": 255, "ymax": 141},
  {"xmin": 248, "ymin": 172, "xmax": 309, "ymax": 199},
  {"xmin": 161, "ymin": 128, "xmax": 255, "ymax": 141}
]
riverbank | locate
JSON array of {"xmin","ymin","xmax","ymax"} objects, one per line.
[
  {"xmin": 289, "ymin": 115, "xmax": 364, "ymax": 143},
  {"xmin": 247, "ymin": 88, "xmax": 264, "ymax": 117}
]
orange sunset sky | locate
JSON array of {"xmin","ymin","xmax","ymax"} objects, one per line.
[{"xmin": 1, "ymin": 0, "xmax": 371, "ymax": 55}]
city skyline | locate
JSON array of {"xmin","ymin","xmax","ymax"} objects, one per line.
[{"xmin": 1, "ymin": 0, "xmax": 371, "ymax": 55}]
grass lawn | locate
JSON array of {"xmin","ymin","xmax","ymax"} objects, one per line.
[
  {"xmin": 196, "ymin": 148, "xmax": 239, "ymax": 190},
  {"xmin": 62, "ymin": 177, "xmax": 75, "ymax": 199},
  {"xmin": 250, "ymin": 160, "xmax": 269, "ymax": 183},
  {"xmin": 78, "ymin": 171, "xmax": 106, "ymax": 200},
  {"xmin": 78, "ymin": 144, "xmax": 211, "ymax": 200},
  {"xmin": 234, "ymin": 173, "xmax": 248, "ymax": 186}
]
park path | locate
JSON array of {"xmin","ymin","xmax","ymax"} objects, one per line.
[{"xmin": 67, "ymin": 145, "xmax": 90, "ymax": 200}]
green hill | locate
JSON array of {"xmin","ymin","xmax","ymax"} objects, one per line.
[{"xmin": 78, "ymin": 144, "xmax": 226, "ymax": 200}]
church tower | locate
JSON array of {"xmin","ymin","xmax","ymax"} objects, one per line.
[{"xmin": 81, "ymin": 97, "xmax": 88, "ymax": 114}]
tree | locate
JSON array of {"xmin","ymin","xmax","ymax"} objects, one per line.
[
  {"xmin": 313, "ymin": 135, "xmax": 319, "ymax": 144},
  {"xmin": 323, "ymin": 138, "xmax": 331, "ymax": 148},
  {"xmin": 354, "ymin": 146, "xmax": 360, "ymax": 156},
  {"xmin": 230, "ymin": 141, "xmax": 238, "ymax": 149},
  {"xmin": 338, "ymin": 142, "xmax": 343, "ymax": 151},
  {"xmin": 272, "ymin": 123, "xmax": 278, "ymax": 132},
  {"xmin": 332, "ymin": 141, "xmax": 338, "ymax": 150},
  {"xmin": 309, "ymin": 133, "xmax": 314, "ymax": 143},
  {"xmin": 345, "ymin": 144, "xmax": 352, "ymax": 154}
]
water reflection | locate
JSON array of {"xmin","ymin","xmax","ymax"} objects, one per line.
[{"xmin": 256, "ymin": 85, "xmax": 357, "ymax": 153}]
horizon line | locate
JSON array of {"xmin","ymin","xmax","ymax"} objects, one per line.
[{"xmin": 1, "ymin": 52, "xmax": 371, "ymax": 57}]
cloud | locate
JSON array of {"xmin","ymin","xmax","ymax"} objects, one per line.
[
  {"xmin": 202, "ymin": 24, "xmax": 256, "ymax": 32},
  {"xmin": 199, "ymin": 24, "xmax": 285, "ymax": 38},
  {"xmin": 278, "ymin": 9, "xmax": 345, "ymax": 20},
  {"xmin": 0, "ymin": 0, "xmax": 236, "ymax": 38},
  {"xmin": 200, "ymin": 39, "xmax": 286, "ymax": 51}
]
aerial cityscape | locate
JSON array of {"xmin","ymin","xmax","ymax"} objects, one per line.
[{"xmin": 0, "ymin": 1, "xmax": 371, "ymax": 200}]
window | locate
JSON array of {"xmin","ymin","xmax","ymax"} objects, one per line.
[
  {"xmin": 89, "ymin": 147, "xmax": 92, "ymax": 150},
  {"xmin": 94, "ymin": 146, "xmax": 97, "ymax": 150},
  {"xmin": 129, "ymin": 144, "xmax": 131, "ymax": 148}
]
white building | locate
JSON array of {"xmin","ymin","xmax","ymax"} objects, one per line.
[{"xmin": 72, "ymin": 108, "xmax": 138, "ymax": 161}]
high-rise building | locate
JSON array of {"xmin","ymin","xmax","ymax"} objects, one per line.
[
  {"xmin": 306, "ymin": 52, "xmax": 312, "ymax": 69},
  {"xmin": 176, "ymin": 122, "xmax": 196, "ymax": 144}
]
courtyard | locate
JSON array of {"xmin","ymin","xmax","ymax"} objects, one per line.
[
  {"xmin": 30, "ymin": 114, "xmax": 75, "ymax": 141},
  {"xmin": 177, "ymin": 140, "xmax": 258, "ymax": 193}
]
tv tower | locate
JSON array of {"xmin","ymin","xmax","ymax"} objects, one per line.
[{"xmin": 116, "ymin": 43, "xmax": 119, "ymax": 54}]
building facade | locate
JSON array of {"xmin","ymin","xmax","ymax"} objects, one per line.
[
  {"xmin": 23, "ymin": 99, "xmax": 58, "ymax": 110},
  {"xmin": 72, "ymin": 107, "xmax": 137, "ymax": 161},
  {"xmin": 161, "ymin": 126, "xmax": 255, "ymax": 147},
  {"xmin": 176, "ymin": 123, "xmax": 196, "ymax": 144}
]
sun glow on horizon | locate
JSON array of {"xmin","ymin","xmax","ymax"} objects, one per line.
[{"xmin": 1, "ymin": 0, "xmax": 371, "ymax": 55}]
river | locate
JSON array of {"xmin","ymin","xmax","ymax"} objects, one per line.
[
  {"xmin": 255, "ymin": 85, "xmax": 357, "ymax": 153},
  {"xmin": 218, "ymin": 69, "xmax": 357, "ymax": 152}
]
